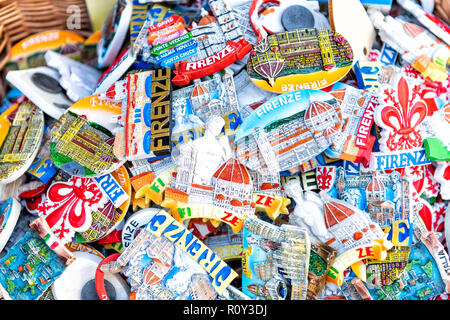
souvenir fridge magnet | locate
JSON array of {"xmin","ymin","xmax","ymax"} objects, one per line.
[
  {"xmin": 44, "ymin": 51, "xmax": 103, "ymax": 102},
  {"xmin": 78, "ymin": 165, "xmax": 132, "ymax": 243},
  {"xmin": 252, "ymin": 193, "xmax": 291, "ymax": 221},
  {"xmin": 319, "ymin": 167, "xmax": 417, "ymax": 221},
  {"xmin": 317, "ymin": 169, "xmax": 416, "ymax": 287},
  {"xmin": 26, "ymin": 128, "xmax": 58, "ymax": 185},
  {"xmin": 363, "ymin": 220, "xmax": 413, "ymax": 287},
  {"xmin": 97, "ymin": 0, "xmax": 133, "ymax": 68},
  {"xmin": 100, "ymin": 209, "xmax": 237, "ymax": 299},
  {"xmin": 167, "ymin": 115, "xmax": 232, "ymax": 191},
  {"xmin": 324, "ymin": 85, "xmax": 378, "ymax": 165},
  {"xmin": 109, "ymin": 69, "xmax": 172, "ymax": 162},
  {"xmin": 50, "ymin": 95, "xmax": 124, "ymax": 178},
  {"xmin": 163, "ymin": 153, "xmax": 256, "ymax": 230},
  {"xmin": 171, "ymin": 0, "xmax": 252, "ymax": 86},
  {"xmin": 5, "ymin": 30, "xmax": 85, "ymax": 71},
  {"xmin": 368, "ymin": 9, "xmax": 449, "ymax": 83},
  {"xmin": 368, "ymin": 231, "xmax": 450, "ymax": 300},
  {"xmin": 145, "ymin": 209, "xmax": 238, "ymax": 296},
  {"xmin": 370, "ymin": 76, "xmax": 432, "ymax": 170},
  {"xmin": 307, "ymin": 241, "xmax": 337, "ymax": 300},
  {"xmin": 171, "ymin": 71, "xmax": 242, "ymax": 152},
  {"xmin": 6, "ymin": 66, "xmax": 75, "ymax": 119},
  {"xmin": 136, "ymin": 4, "xmax": 199, "ymax": 64},
  {"xmin": 51, "ymin": 251, "xmax": 130, "ymax": 300},
  {"xmin": 242, "ymin": 217, "xmax": 310, "ymax": 300},
  {"xmin": 134, "ymin": 156, "xmax": 177, "ymax": 206},
  {"xmin": 0, "ymin": 217, "xmax": 75, "ymax": 300},
  {"xmin": 397, "ymin": 0, "xmax": 450, "ymax": 45},
  {"xmin": 319, "ymin": 191, "xmax": 387, "ymax": 256},
  {"xmin": 0, "ymin": 198, "xmax": 21, "ymax": 252},
  {"xmin": 166, "ymin": 203, "xmax": 247, "ymax": 234},
  {"xmin": 36, "ymin": 174, "xmax": 109, "ymax": 244},
  {"xmin": 375, "ymin": 76, "xmax": 428, "ymax": 153},
  {"xmin": 326, "ymin": 238, "xmax": 393, "ymax": 286},
  {"xmin": 235, "ymin": 89, "xmax": 343, "ymax": 174},
  {"xmin": 0, "ymin": 102, "xmax": 44, "ymax": 184},
  {"xmin": 329, "ymin": 0, "xmax": 376, "ymax": 63},
  {"xmin": 246, "ymin": 28, "xmax": 353, "ymax": 94}
]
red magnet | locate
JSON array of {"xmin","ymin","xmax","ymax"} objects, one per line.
[
  {"xmin": 95, "ymin": 253, "xmax": 122, "ymax": 300},
  {"xmin": 172, "ymin": 39, "xmax": 252, "ymax": 86}
]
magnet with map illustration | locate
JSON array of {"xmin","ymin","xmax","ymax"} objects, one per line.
[
  {"xmin": 367, "ymin": 232, "xmax": 450, "ymax": 300},
  {"xmin": 50, "ymin": 94, "xmax": 125, "ymax": 178},
  {"xmin": 0, "ymin": 217, "xmax": 75, "ymax": 300},
  {"xmin": 246, "ymin": 28, "xmax": 353, "ymax": 93},
  {"xmin": 0, "ymin": 102, "xmax": 45, "ymax": 184}
]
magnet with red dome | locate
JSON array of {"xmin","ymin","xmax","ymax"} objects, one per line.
[{"xmin": 235, "ymin": 89, "xmax": 343, "ymax": 174}]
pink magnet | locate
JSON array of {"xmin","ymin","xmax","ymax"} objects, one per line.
[{"xmin": 152, "ymin": 29, "xmax": 188, "ymax": 46}]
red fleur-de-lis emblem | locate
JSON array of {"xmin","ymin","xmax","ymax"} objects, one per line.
[
  {"xmin": 376, "ymin": 77, "xmax": 428, "ymax": 152},
  {"xmin": 317, "ymin": 167, "xmax": 335, "ymax": 191},
  {"xmin": 37, "ymin": 176, "xmax": 107, "ymax": 243}
]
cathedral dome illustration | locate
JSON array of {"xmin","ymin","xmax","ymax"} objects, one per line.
[
  {"xmin": 403, "ymin": 22, "xmax": 424, "ymax": 38},
  {"xmin": 190, "ymin": 81, "xmax": 210, "ymax": 110},
  {"xmin": 323, "ymin": 200, "xmax": 356, "ymax": 229},
  {"xmin": 366, "ymin": 172, "xmax": 386, "ymax": 202},
  {"xmin": 305, "ymin": 101, "xmax": 334, "ymax": 120},
  {"xmin": 321, "ymin": 191, "xmax": 382, "ymax": 252},
  {"xmin": 198, "ymin": 13, "xmax": 217, "ymax": 26},
  {"xmin": 212, "ymin": 158, "xmax": 254, "ymax": 215},
  {"xmin": 304, "ymin": 101, "xmax": 339, "ymax": 133},
  {"xmin": 213, "ymin": 158, "xmax": 251, "ymax": 185},
  {"xmin": 142, "ymin": 237, "xmax": 174, "ymax": 287}
]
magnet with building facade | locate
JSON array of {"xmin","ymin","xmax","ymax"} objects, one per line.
[
  {"xmin": 247, "ymin": 28, "xmax": 353, "ymax": 93},
  {"xmin": 0, "ymin": 0, "xmax": 449, "ymax": 302}
]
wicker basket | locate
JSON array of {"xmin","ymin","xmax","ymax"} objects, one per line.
[{"xmin": 0, "ymin": 0, "xmax": 94, "ymax": 104}]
